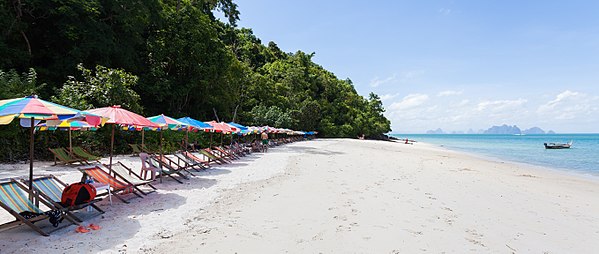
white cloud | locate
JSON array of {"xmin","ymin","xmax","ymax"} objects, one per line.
[
  {"xmin": 389, "ymin": 94, "xmax": 429, "ymax": 111},
  {"xmin": 537, "ymin": 90, "xmax": 597, "ymax": 120},
  {"xmin": 369, "ymin": 70, "xmax": 424, "ymax": 87},
  {"xmin": 437, "ymin": 90, "xmax": 463, "ymax": 97},
  {"xmin": 538, "ymin": 90, "xmax": 580, "ymax": 112},
  {"xmin": 379, "ymin": 93, "xmax": 399, "ymax": 102},
  {"xmin": 384, "ymin": 88, "xmax": 599, "ymax": 133},
  {"xmin": 477, "ymin": 99, "xmax": 527, "ymax": 112},
  {"xmin": 370, "ymin": 74, "xmax": 397, "ymax": 87}
]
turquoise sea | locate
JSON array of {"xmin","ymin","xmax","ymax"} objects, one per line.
[{"xmin": 390, "ymin": 134, "xmax": 599, "ymax": 177}]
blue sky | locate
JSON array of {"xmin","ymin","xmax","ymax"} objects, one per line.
[{"xmin": 231, "ymin": 1, "xmax": 599, "ymax": 133}]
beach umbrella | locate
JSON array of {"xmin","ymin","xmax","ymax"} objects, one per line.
[
  {"xmin": 206, "ymin": 121, "xmax": 236, "ymax": 133},
  {"xmin": 147, "ymin": 114, "xmax": 190, "ymax": 157},
  {"xmin": 37, "ymin": 117, "xmax": 104, "ymax": 154},
  {"xmin": 227, "ymin": 122, "xmax": 249, "ymax": 135},
  {"xmin": 206, "ymin": 121, "xmax": 238, "ymax": 146},
  {"xmin": 0, "ymin": 95, "xmax": 103, "ymax": 192},
  {"xmin": 177, "ymin": 117, "xmax": 214, "ymax": 148},
  {"xmin": 86, "ymin": 105, "xmax": 160, "ymax": 169}
]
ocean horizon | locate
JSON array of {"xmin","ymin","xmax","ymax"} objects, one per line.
[{"xmin": 390, "ymin": 133, "xmax": 599, "ymax": 177}]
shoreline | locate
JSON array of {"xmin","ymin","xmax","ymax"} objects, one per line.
[
  {"xmin": 1, "ymin": 139, "xmax": 598, "ymax": 253},
  {"xmin": 403, "ymin": 140, "xmax": 599, "ymax": 182}
]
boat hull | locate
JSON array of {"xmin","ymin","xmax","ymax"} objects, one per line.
[{"xmin": 544, "ymin": 143, "xmax": 571, "ymax": 149}]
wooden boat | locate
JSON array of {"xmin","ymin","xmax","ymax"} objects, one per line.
[{"xmin": 544, "ymin": 141, "xmax": 572, "ymax": 149}]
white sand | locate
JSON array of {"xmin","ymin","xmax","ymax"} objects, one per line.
[{"xmin": 1, "ymin": 139, "xmax": 598, "ymax": 253}]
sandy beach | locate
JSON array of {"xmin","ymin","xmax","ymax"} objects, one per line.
[{"xmin": 1, "ymin": 139, "xmax": 598, "ymax": 253}]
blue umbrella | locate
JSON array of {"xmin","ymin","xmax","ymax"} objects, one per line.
[
  {"xmin": 177, "ymin": 117, "xmax": 214, "ymax": 149},
  {"xmin": 177, "ymin": 117, "xmax": 213, "ymax": 130}
]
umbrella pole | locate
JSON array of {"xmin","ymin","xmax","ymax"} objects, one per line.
[
  {"xmin": 141, "ymin": 129, "xmax": 145, "ymax": 147},
  {"xmin": 209, "ymin": 132, "xmax": 213, "ymax": 148},
  {"xmin": 69, "ymin": 129, "xmax": 72, "ymax": 154},
  {"xmin": 185, "ymin": 129, "xmax": 189, "ymax": 151},
  {"xmin": 220, "ymin": 133, "xmax": 223, "ymax": 146},
  {"xmin": 109, "ymin": 124, "xmax": 115, "ymax": 171},
  {"xmin": 160, "ymin": 131, "xmax": 163, "ymax": 160},
  {"xmin": 28, "ymin": 117, "xmax": 34, "ymax": 199}
]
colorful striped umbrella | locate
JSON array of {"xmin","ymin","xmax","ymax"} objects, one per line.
[
  {"xmin": 37, "ymin": 118, "xmax": 103, "ymax": 154},
  {"xmin": 177, "ymin": 117, "xmax": 213, "ymax": 131},
  {"xmin": 206, "ymin": 121, "xmax": 239, "ymax": 147},
  {"xmin": 86, "ymin": 105, "xmax": 161, "ymax": 169},
  {"xmin": 147, "ymin": 114, "xmax": 188, "ymax": 131},
  {"xmin": 206, "ymin": 121, "xmax": 238, "ymax": 134},
  {"xmin": 176, "ymin": 117, "xmax": 214, "ymax": 150},
  {"xmin": 0, "ymin": 96, "xmax": 104, "ymax": 191},
  {"xmin": 146, "ymin": 114, "xmax": 190, "ymax": 155}
]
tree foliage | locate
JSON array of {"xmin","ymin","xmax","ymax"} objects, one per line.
[
  {"xmin": 0, "ymin": 0, "xmax": 392, "ymax": 162},
  {"xmin": 53, "ymin": 64, "xmax": 142, "ymax": 112}
]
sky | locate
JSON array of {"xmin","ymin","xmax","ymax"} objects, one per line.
[{"xmin": 229, "ymin": 0, "xmax": 599, "ymax": 133}]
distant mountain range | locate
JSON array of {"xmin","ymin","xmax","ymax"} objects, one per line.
[{"xmin": 426, "ymin": 125, "xmax": 555, "ymax": 134}]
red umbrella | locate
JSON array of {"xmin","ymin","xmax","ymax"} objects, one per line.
[
  {"xmin": 206, "ymin": 121, "xmax": 239, "ymax": 147},
  {"xmin": 86, "ymin": 105, "xmax": 160, "ymax": 169},
  {"xmin": 206, "ymin": 121, "xmax": 237, "ymax": 134}
]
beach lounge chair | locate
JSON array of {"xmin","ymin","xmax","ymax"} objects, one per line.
[
  {"xmin": 181, "ymin": 151, "xmax": 211, "ymax": 168},
  {"xmin": 224, "ymin": 145, "xmax": 244, "ymax": 157},
  {"xmin": 104, "ymin": 162, "xmax": 157, "ymax": 195},
  {"xmin": 48, "ymin": 147, "xmax": 86, "ymax": 165},
  {"xmin": 0, "ymin": 179, "xmax": 78, "ymax": 236},
  {"xmin": 214, "ymin": 146, "xmax": 239, "ymax": 160},
  {"xmin": 129, "ymin": 144, "xmax": 142, "ymax": 155},
  {"xmin": 174, "ymin": 151, "xmax": 209, "ymax": 171},
  {"xmin": 148, "ymin": 154, "xmax": 188, "ymax": 183},
  {"xmin": 23, "ymin": 175, "xmax": 104, "ymax": 222},
  {"xmin": 250, "ymin": 141, "xmax": 261, "ymax": 152},
  {"xmin": 79, "ymin": 165, "xmax": 143, "ymax": 203},
  {"xmin": 200, "ymin": 148, "xmax": 230, "ymax": 164},
  {"xmin": 72, "ymin": 146, "xmax": 102, "ymax": 162},
  {"xmin": 153, "ymin": 154, "xmax": 194, "ymax": 178}
]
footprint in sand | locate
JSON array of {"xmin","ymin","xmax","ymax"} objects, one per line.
[{"xmin": 465, "ymin": 229, "xmax": 486, "ymax": 247}]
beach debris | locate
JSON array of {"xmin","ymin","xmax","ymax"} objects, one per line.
[{"xmin": 156, "ymin": 230, "xmax": 173, "ymax": 239}]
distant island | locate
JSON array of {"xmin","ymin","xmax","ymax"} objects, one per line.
[{"xmin": 426, "ymin": 125, "xmax": 556, "ymax": 134}]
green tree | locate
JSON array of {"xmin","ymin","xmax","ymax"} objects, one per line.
[
  {"xmin": 0, "ymin": 68, "xmax": 44, "ymax": 99},
  {"xmin": 53, "ymin": 64, "xmax": 142, "ymax": 112}
]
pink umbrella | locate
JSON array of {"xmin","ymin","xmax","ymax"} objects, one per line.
[
  {"xmin": 205, "ymin": 121, "xmax": 239, "ymax": 146},
  {"xmin": 86, "ymin": 105, "xmax": 161, "ymax": 169}
]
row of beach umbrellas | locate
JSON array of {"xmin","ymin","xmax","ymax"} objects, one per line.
[{"xmin": 0, "ymin": 96, "xmax": 317, "ymax": 191}]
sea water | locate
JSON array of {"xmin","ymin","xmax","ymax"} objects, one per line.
[{"xmin": 390, "ymin": 134, "xmax": 599, "ymax": 177}]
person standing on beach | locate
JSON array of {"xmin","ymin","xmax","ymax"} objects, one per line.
[{"xmin": 261, "ymin": 131, "xmax": 269, "ymax": 152}]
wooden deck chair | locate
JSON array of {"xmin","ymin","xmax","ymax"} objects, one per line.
[
  {"xmin": 48, "ymin": 148, "xmax": 86, "ymax": 165},
  {"xmin": 223, "ymin": 145, "xmax": 241, "ymax": 158},
  {"xmin": 152, "ymin": 154, "xmax": 194, "ymax": 179},
  {"xmin": 181, "ymin": 151, "xmax": 211, "ymax": 168},
  {"xmin": 105, "ymin": 162, "xmax": 157, "ymax": 195},
  {"xmin": 213, "ymin": 146, "xmax": 239, "ymax": 160},
  {"xmin": 0, "ymin": 180, "xmax": 78, "ymax": 236},
  {"xmin": 23, "ymin": 175, "xmax": 104, "ymax": 222},
  {"xmin": 72, "ymin": 146, "xmax": 101, "ymax": 162},
  {"xmin": 79, "ymin": 165, "xmax": 143, "ymax": 203},
  {"xmin": 200, "ymin": 148, "xmax": 230, "ymax": 164},
  {"xmin": 129, "ymin": 144, "xmax": 142, "ymax": 155},
  {"xmin": 145, "ymin": 155, "xmax": 186, "ymax": 183},
  {"xmin": 174, "ymin": 152, "xmax": 209, "ymax": 171},
  {"xmin": 225, "ymin": 144, "xmax": 246, "ymax": 157}
]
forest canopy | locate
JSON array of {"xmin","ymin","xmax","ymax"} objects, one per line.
[{"xmin": 0, "ymin": 0, "xmax": 391, "ymax": 160}]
